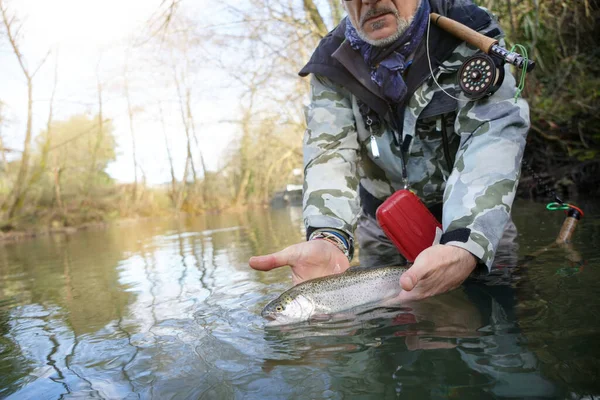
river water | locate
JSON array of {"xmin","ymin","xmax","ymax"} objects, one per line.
[{"xmin": 1, "ymin": 199, "xmax": 599, "ymax": 399}]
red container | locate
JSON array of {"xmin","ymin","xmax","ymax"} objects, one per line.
[{"xmin": 376, "ymin": 190, "xmax": 442, "ymax": 262}]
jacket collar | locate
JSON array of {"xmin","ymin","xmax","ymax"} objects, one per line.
[
  {"xmin": 299, "ymin": 0, "xmax": 493, "ymax": 116},
  {"xmin": 332, "ymin": 37, "xmax": 389, "ymax": 116}
]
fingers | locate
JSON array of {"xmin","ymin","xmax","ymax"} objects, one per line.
[
  {"xmin": 400, "ymin": 264, "xmax": 429, "ymax": 291},
  {"xmin": 248, "ymin": 254, "xmax": 279, "ymax": 271},
  {"xmin": 399, "ymin": 245, "xmax": 476, "ymax": 300},
  {"xmin": 400, "ymin": 273, "xmax": 417, "ymax": 291},
  {"xmin": 249, "ymin": 245, "xmax": 298, "ymax": 271},
  {"xmin": 400, "ymin": 251, "xmax": 434, "ymax": 292}
]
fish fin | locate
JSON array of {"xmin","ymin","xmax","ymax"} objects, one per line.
[
  {"xmin": 380, "ymin": 295, "xmax": 403, "ymax": 307},
  {"xmin": 309, "ymin": 314, "xmax": 332, "ymax": 322}
]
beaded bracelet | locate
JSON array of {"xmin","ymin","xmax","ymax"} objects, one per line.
[{"xmin": 308, "ymin": 230, "xmax": 351, "ymax": 261}]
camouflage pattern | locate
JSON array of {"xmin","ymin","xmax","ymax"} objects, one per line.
[{"xmin": 303, "ymin": 13, "xmax": 530, "ymax": 270}]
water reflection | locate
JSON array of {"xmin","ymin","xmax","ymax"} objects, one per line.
[
  {"xmin": 0, "ymin": 202, "xmax": 599, "ymax": 399},
  {"xmin": 260, "ymin": 284, "xmax": 559, "ymax": 399}
]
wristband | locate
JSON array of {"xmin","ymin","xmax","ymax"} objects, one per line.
[{"xmin": 309, "ymin": 229, "xmax": 352, "ymax": 261}]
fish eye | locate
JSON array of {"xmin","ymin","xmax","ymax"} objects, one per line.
[{"xmin": 275, "ymin": 305, "xmax": 284, "ymax": 312}]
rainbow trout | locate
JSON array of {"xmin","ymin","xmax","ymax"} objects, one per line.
[{"xmin": 261, "ymin": 266, "xmax": 407, "ymax": 325}]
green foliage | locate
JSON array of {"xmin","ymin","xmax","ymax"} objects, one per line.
[
  {"xmin": 35, "ymin": 114, "xmax": 117, "ymax": 205},
  {"xmin": 477, "ymin": 0, "xmax": 600, "ymax": 191},
  {"xmin": 0, "ymin": 114, "xmax": 123, "ymax": 230},
  {"xmin": 224, "ymin": 115, "xmax": 303, "ymax": 207}
]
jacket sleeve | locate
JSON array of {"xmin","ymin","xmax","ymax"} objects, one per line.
[
  {"xmin": 441, "ymin": 63, "xmax": 530, "ymax": 270},
  {"xmin": 303, "ymin": 74, "xmax": 362, "ymax": 247}
]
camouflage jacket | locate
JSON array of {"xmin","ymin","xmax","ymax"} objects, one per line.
[{"xmin": 298, "ymin": 0, "xmax": 530, "ymax": 270}]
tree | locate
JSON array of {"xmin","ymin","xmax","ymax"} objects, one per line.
[
  {"xmin": 34, "ymin": 114, "xmax": 117, "ymax": 210},
  {"xmin": 194, "ymin": 1, "xmax": 332, "ymax": 206},
  {"xmin": 123, "ymin": 52, "xmax": 140, "ymax": 202},
  {"xmin": 0, "ymin": 101, "xmax": 7, "ymax": 177},
  {"xmin": 0, "ymin": 0, "xmax": 50, "ymax": 220},
  {"xmin": 19, "ymin": 50, "xmax": 59, "ymax": 208}
]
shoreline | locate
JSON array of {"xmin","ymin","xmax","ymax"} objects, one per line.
[
  {"xmin": 0, "ymin": 204, "xmax": 275, "ymax": 245},
  {"xmin": 0, "ymin": 221, "xmax": 111, "ymax": 244},
  {"xmin": 0, "ymin": 218, "xmax": 145, "ymax": 245},
  {"xmin": 1, "ymin": 193, "xmax": 594, "ymax": 245}
]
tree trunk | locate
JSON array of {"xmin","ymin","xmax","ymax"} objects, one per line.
[
  {"xmin": 186, "ymin": 88, "xmax": 207, "ymax": 208},
  {"xmin": 53, "ymin": 167, "xmax": 64, "ymax": 211},
  {"xmin": 176, "ymin": 154, "xmax": 191, "ymax": 210},
  {"xmin": 22, "ymin": 51, "xmax": 58, "ymax": 206},
  {"xmin": 235, "ymin": 169, "xmax": 251, "ymax": 207},
  {"xmin": 327, "ymin": 0, "xmax": 344, "ymax": 26},
  {"xmin": 505, "ymin": 0, "xmax": 516, "ymax": 40},
  {"xmin": 263, "ymin": 149, "xmax": 294, "ymax": 204},
  {"xmin": 124, "ymin": 57, "xmax": 139, "ymax": 202},
  {"xmin": 86, "ymin": 58, "xmax": 104, "ymax": 196},
  {"xmin": 0, "ymin": 1, "xmax": 50, "ymax": 219},
  {"xmin": 159, "ymin": 102, "xmax": 178, "ymax": 208},
  {"xmin": 303, "ymin": 0, "xmax": 328, "ymax": 38},
  {"xmin": 6, "ymin": 77, "xmax": 33, "ymax": 219},
  {"xmin": 0, "ymin": 102, "xmax": 7, "ymax": 176},
  {"xmin": 173, "ymin": 70, "xmax": 197, "ymax": 185}
]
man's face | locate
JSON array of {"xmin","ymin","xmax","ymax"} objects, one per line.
[{"xmin": 344, "ymin": 0, "xmax": 421, "ymax": 46}]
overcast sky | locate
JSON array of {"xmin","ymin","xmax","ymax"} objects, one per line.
[{"xmin": 0, "ymin": 0, "xmax": 239, "ymax": 184}]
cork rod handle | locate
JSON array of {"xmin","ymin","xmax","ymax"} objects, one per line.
[{"xmin": 429, "ymin": 13, "xmax": 498, "ymax": 53}]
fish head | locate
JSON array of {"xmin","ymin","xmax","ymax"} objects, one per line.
[{"xmin": 261, "ymin": 293, "xmax": 315, "ymax": 326}]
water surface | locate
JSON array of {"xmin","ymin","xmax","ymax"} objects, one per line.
[{"xmin": 1, "ymin": 200, "xmax": 599, "ymax": 399}]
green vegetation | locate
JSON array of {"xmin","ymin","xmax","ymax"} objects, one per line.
[
  {"xmin": 476, "ymin": 0, "xmax": 599, "ymax": 195},
  {"xmin": 0, "ymin": 0, "xmax": 598, "ymax": 236}
]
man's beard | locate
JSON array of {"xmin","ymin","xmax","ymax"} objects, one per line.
[{"xmin": 355, "ymin": 1, "xmax": 420, "ymax": 47}]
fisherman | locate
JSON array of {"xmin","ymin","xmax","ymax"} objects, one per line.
[{"xmin": 249, "ymin": 0, "xmax": 529, "ymax": 300}]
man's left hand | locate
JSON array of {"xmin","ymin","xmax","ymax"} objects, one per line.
[{"xmin": 398, "ymin": 244, "xmax": 477, "ymax": 301}]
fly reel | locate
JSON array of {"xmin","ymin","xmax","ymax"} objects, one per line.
[{"xmin": 458, "ymin": 53, "xmax": 504, "ymax": 100}]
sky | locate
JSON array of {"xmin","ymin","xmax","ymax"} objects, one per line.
[{"xmin": 0, "ymin": 0, "xmax": 239, "ymax": 185}]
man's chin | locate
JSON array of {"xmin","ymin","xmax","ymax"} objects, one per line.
[
  {"xmin": 361, "ymin": 29, "xmax": 402, "ymax": 47},
  {"xmin": 356, "ymin": 16, "xmax": 412, "ymax": 47}
]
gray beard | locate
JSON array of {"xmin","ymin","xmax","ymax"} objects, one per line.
[
  {"xmin": 353, "ymin": 0, "xmax": 421, "ymax": 47},
  {"xmin": 357, "ymin": 14, "xmax": 414, "ymax": 47}
]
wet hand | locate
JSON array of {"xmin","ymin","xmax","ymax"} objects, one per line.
[
  {"xmin": 249, "ymin": 240, "xmax": 350, "ymax": 285},
  {"xmin": 398, "ymin": 244, "xmax": 477, "ymax": 301}
]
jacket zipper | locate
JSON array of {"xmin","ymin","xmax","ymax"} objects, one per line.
[{"xmin": 387, "ymin": 104, "xmax": 409, "ymax": 189}]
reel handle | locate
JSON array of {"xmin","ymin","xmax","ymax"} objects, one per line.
[
  {"xmin": 489, "ymin": 44, "xmax": 536, "ymax": 72},
  {"xmin": 430, "ymin": 13, "xmax": 497, "ymax": 53}
]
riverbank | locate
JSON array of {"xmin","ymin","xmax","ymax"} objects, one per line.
[
  {"xmin": 3, "ymin": 159, "xmax": 597, "ymax": 246},
  {"xmin": 0, "ymin": 219, "xmax": 134, "ymax": 244},
  {"xmin": 0, "ymin": 208, "xmax": 243, "ymax": 244},
  {"xmin": 0, "ymin": 214, "xmax": 179, "ymax": 244}
]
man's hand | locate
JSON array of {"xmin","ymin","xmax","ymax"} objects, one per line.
[
  {"xmin": 398, "ymin": 244, "xmax": 477, "ymax": 301},
  {"xmin": 249, "ymin": 240, "xmax": 350, "ymax": 285}
]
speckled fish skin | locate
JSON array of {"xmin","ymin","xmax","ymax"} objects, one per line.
[{"xmin": 261, "ymin": 266, "xmax": 407, "ymax": 324}]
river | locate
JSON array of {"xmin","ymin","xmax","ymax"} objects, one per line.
[{"xmin": 1, "ymin": 199, "xmax": 599, "ymax": 399}]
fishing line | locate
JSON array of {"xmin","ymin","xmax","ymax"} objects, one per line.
[
  {"xmin": 426, "ymin": 15, "xmax": 529, "ymax": 103},
  {"xmin": 510, "ymin": 43, "xmax": 529, "ymax": 102},
  {"xmin": 425, "ymin": 16, "xmax": 465, "ymax": 102}
]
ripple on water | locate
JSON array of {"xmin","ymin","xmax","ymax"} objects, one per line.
[{"xmin": 1, "ymin": 206, "xmax": 599, "ymax": 399}]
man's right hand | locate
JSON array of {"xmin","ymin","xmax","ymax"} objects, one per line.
[{"xmin": 249, "ymin": 239, "xmax": 351, "ymax": 285}]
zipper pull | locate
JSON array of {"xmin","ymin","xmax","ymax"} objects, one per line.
[
  {"xmin": 366, "ymin": 116, "xmax": 380, "ymax": 159},
  {"xmin": 436, "ymin": 117, "xmax": 442, "ymax": 133},
  {"xmin": 370, "ymin": 134, "xmax": 380, "ymax": 159}
]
